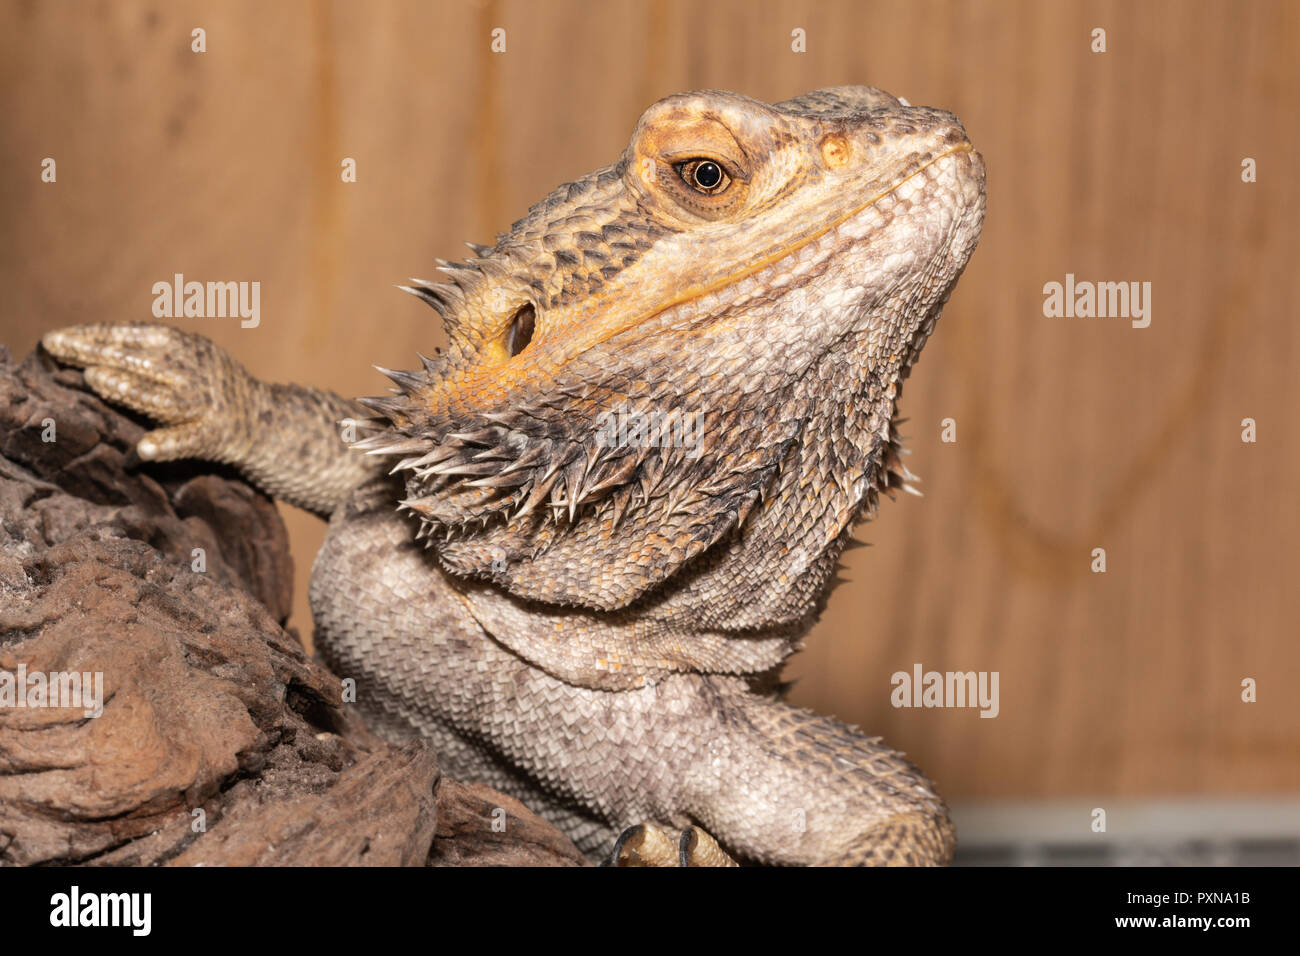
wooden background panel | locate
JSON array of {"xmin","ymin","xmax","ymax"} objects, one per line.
[{"xmin": 1, "ymin": 0, "xmax": 1295, "ymax": 801}]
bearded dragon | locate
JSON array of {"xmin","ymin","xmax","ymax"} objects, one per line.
[{"xmin": 42, "ymin": 86, "xmax": 986, "ymax": 866}]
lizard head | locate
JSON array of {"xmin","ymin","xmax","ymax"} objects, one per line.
[{"xmin": 359, "ymin": 86, "xmax": 985, "ymax": 615}]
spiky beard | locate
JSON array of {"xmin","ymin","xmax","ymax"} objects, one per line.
[
  {"xmin": 354, "ymin": 374, "xmax": 794, "ymax": 561},
  {"xmin": 352, "ymin": 351, "xmax": 920, "ymax": 611}
]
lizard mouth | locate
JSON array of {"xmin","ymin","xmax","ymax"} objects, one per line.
[
  {"xmin": 781, "ymin": 142, "xmax": 978, "ymax": 276},
  {"xmin": 579, "ymin": 144, "xmax": 982, "ymax": 359},
  {"xmin": 866, "ymin": 145, "xmax": 986, "ymax": 381}
]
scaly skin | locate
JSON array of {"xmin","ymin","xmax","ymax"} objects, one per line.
[{"xmin": 43, "ymin": 86, "xmax": 986, "ymax": 865}]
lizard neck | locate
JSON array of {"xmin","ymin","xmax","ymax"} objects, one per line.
[{"xmin": 448, "ymin": 341, "xmax": 910, "ymax": 692}]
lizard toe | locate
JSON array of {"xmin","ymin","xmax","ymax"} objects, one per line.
[
  {"xmin": 606, "ymin": 823, "xmax": 737, "ymax": 867},
  {"xmin": 82, "ymin": 366, "xmax": 196, "ymax": 424},
  {"xmin": 134, "ymin": 423, "xmax": 225, "ymax": 462},
  {"xmin": 43, "ymin": 323, "xmax": 180, "ymax": 368}
]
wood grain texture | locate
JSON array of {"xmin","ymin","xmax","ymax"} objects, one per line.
[{"xmin": 2, "ymin": 0, "xmax": 1295, "ymax": 800}]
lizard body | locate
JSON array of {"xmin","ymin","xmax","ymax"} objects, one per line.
[{"xmin": 44, "ymin": 86, "xmax": 985, "ymax": 865}]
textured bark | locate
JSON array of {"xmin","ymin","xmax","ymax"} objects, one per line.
[
  {"xmin": 0, "ymin": 346, "xmax": 582, "ymax": 866},
  {"xmin": 431, "ymin": 780, "xmax": 588, "ymax": 867}
]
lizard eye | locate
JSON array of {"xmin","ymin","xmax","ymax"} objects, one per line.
[
  {"xmin": 507, "ymin": 303, "xmax": 535, "ymax": 356},
  {"xmin": 676, "ymin": 159, "xmax": 731, "ymax": 195}
]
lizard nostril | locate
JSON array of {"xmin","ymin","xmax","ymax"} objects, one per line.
[
  {"xmin": 819, "ymin": 133, "xmax": 851, "ymax": 169},
  {"xmin": 507, "ymin": 303, "xmax": 536, "ymax": 357}
]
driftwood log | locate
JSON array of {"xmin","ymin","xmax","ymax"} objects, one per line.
[{"xmin": 0, "ymin": 345, "xmax": 584, "ymax": 867}]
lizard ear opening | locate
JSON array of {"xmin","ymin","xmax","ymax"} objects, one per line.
[{"xmin": 507, "ymin": 303, "xmax": 536, "ymax": 357}]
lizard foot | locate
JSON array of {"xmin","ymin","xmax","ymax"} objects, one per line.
[
  {"xmin": 606, "ymin": 823, "xmax": 738, "ymax": 867},
  {"xmin": 42, "ymin": 323, "xmax": 257, "ymax": 463}
]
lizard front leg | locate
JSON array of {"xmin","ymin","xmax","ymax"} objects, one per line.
[
  {"xmin": 604, "ymin": 679, "xmax": 955, "ymax": 867},
  {"xmin": 684, "ymin": 688, "xmax": 955, "ymax": 866},
  {"xmin": 42, "ymin": 324, "xmax": 379, "ymax": 516}
]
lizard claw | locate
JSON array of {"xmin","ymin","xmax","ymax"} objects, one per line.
[
  {"xmin": 42, "ymin": 323, "xmax": 256, "ymax": 463},
  {"xmin": 606, "ymin": 823, "xmax": 738, "ymax": 867}
]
